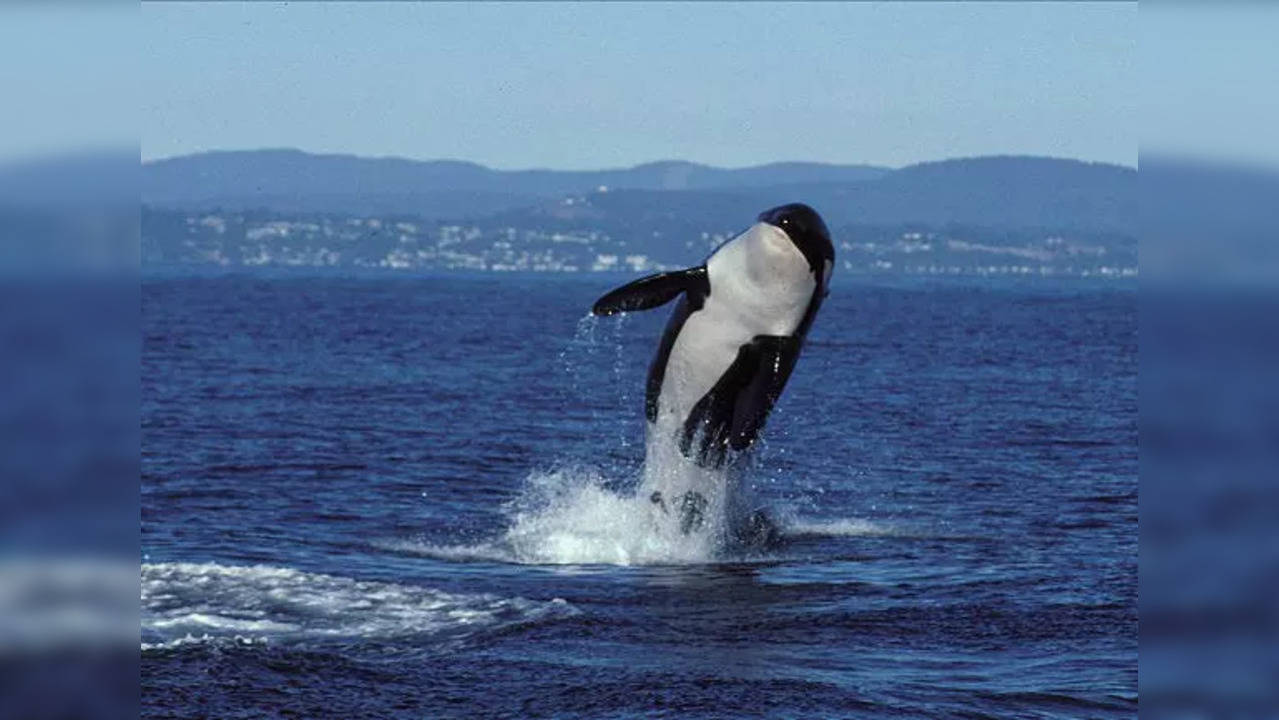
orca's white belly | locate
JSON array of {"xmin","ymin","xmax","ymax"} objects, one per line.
[{"xmin": 655, "ymin": 303, "xmax": 748, "ymax": 432}]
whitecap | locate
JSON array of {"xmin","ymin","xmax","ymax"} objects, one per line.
[
  {"xmin": 781, "ymin": 516, "xmax": 896, "ymax": 538},
  {"xmin": 140, "ymin": 562, "xmax": 575, "ymax": 651}
]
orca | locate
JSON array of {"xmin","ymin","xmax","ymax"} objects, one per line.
[{"xmin": 592, "ymin": 203, "xmax": 834, "ymax": 470}]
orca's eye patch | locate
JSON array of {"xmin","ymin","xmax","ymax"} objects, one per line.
[
  {"xmin": 775, "ymin": 213, "xmax": 805, "ymax": 235},
  {"xmin": 758, "ymin": 204, "xmax": 814, "ymax": 235}
]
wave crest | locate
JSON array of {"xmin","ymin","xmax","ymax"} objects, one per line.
[{"xmin": 140, "ymin": 562, "xmax": 575, "ymax": 651}]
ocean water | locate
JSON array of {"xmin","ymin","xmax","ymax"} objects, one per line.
[{"xmin": 142, "ymin": 272, "xmax": 1137, "ymax": 718}]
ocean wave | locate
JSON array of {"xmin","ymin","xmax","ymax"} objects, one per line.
[
  {"xmin": 375, "ymin": 538, "xmax": 516, "ymax": 564},
  {"xmin": 781, "ymin": 517, "xmax": 897, "ymax": 538},
  {"xmin": 140, "ymin": 633, "xmax": 268, "ymax": 653},
  {"xmin": 140, "ymin": 562, "xmax": 575, "ymax": 651}
]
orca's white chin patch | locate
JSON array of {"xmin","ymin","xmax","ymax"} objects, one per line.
[
  {"xmin": 731, "ymin": 222, "xmax": 810, "ymax": 291},
  {"xmin": 753, "ymin": 222, "xmax": 794, "ymax": 255}
]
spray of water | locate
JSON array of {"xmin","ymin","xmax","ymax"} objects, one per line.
[{"xmin": 396, "ymin": 313, "xmax": 888, "ymax": 566}]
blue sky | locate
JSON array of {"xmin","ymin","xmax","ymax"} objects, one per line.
[{"xmin": 143, "ymin": 2, "xmax": 1136, "ymax": 169}]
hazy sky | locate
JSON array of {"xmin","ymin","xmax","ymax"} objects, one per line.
[{"xmin": 143, "ymin": 2, "xmax": 1136, "ymax": 169}]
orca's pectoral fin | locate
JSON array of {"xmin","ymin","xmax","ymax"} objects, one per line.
[
  {"xmin": 592, "ymin": 266, "xmax": 707, "ymax": 316},
  {"xmin": 680, "ymin": 335, "xmax": 800, "ymax": 466},
  {"xmin": 729, "ymin": 335, "xmax": 801, "ymax": 451},
  {"xmin": 680, "ymin": 343, "xmax": 754, "ymax": 467}
]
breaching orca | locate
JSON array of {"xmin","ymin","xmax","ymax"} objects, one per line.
[{"xmin": 592, "ymin": 203, "xmax": 834, "ymax": 471}]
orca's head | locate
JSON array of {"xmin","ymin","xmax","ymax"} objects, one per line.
[{"xmin": 757, "ymin": 203, "xmax": 834, "ymax": 277}]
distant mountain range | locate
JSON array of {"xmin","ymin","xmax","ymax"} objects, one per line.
[
  {"xmin": 13, "ymin": 148, "xmax": 1279, "ymax": 278},
  {"xmin": 135, "ymin": 150, "xmax": 1150, "ymax": 277},
  {"xmin": 144, "ymin": 149, "xmax": 889, "ymax": 196},
  {"xmin": 142, "ymin": 150, "xmax": 1136, "ymax": 235}
]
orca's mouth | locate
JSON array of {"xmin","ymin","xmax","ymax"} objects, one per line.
[{"xmin": 750, "ymin": 221, "xmax": 798, "ymax": 256}]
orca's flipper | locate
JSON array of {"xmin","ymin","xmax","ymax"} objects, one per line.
[
  {"xmin": 681, "ymin": 334, "xmax": 801, "ymax": 466},
  {"xmin": 592, "ymin": 267, "xmax": 708, "ymax": 316},
  {"xmin": 729, "ymin": 335, "xmax": 802, "ymax": 450}
]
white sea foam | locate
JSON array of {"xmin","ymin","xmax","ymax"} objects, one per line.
[
  {"xmin": 140, "ymin": 562, "xmax": 574, "ymax": 651},
  {"xmin": 384, "ymin": 468, "xmax": 718, "ymax": 566},
  {"xmin": 381, "ymin": 465, "xmax": 894, "ymax": 567},
  {"xmin": 781, "ymin": 517, "xmax": 895, "ymax": 537},
  {"xmin": 506, "ymin": 467, "xmax": 721, "ymax": 565},
  {"xmin": 140, "ymin": 633, "xmax": 268, "ymax": 652}
]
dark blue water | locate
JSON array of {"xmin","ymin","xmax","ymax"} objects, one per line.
[{"xmin": 142, "ymin": 272, "xmax": 1136, "ymax": 718}]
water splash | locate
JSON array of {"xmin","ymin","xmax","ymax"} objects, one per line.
[
  {"xmin": 554, "ymin": 312, "xmax": 639, "ymax": 461},
  {"xmin": 392, "ymin": 309, "xmax": 882, "ymax": 566},
  {"xmin": 387, "ymin": 467, "xmax": 716, "ymax": 566},
  {"xmin": 386, "ymin": 463, "xmax": 892, "ymax": 567},
  {"xmin": 608, "ymin": 312, "xmax": 634, "ymax": 452},
  {"xmin": 505, "ymin": 466, "xmax": 716, "ymax": 565},
  {"xmin": 556, "ymin": 314, "xmax": 601, "ymax": 402}
]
